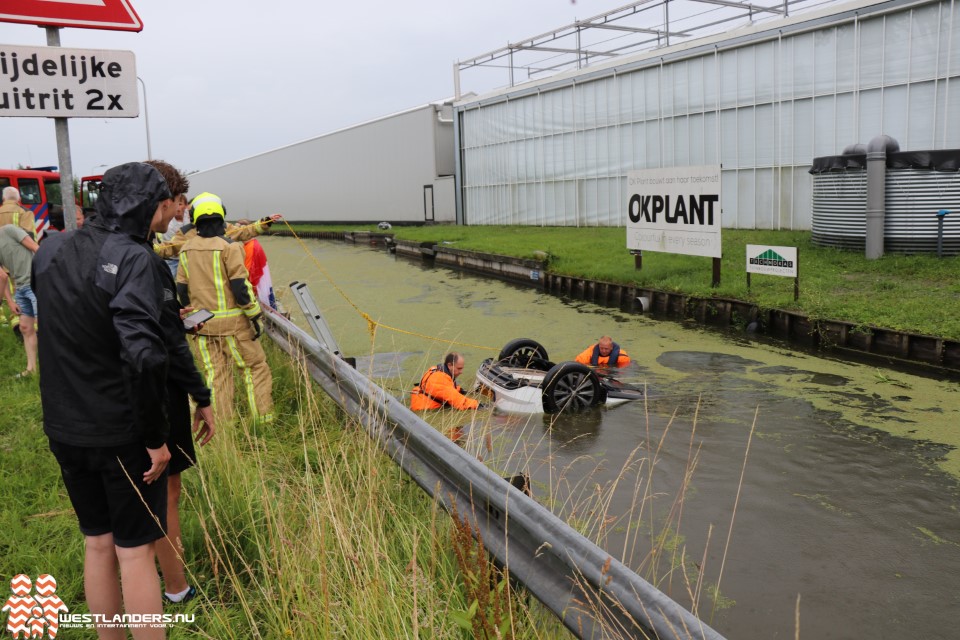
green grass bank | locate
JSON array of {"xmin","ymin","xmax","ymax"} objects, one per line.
[
  {"xmin": 287, "ymin": 225, "xmax": 960, "ymax": 343},
  {"xmin": 0, "ymin": 329, "xmax": 570, "ymax": 639}
]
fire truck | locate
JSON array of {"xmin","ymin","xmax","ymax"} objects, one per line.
[{"xmin": 0, "ymin": 168, "xmax": 102, "ymax": 237}]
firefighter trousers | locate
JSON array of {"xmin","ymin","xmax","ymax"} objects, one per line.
[{"xmin": 195, "ymin": 332, "xmax": 274, "ymax": 424}]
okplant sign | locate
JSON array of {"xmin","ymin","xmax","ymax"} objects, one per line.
[{"xmin": 626, "ymin": 165, "xmax": 722, "ymax": 259}]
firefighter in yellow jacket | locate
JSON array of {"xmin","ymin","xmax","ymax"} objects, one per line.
[
  {"xmin": 0, "ymin": 187, "xmax": 37, "ymax": 239},
  {"xmin": 155, "ymin": 211, "xmax": 281, "ymax": 259},
  {"xmin": 176, "ymin": 192, "xmax": 273, "ymax": 424}
]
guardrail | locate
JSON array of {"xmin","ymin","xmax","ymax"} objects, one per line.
[{"xmin": 262, "ymin": 306, "xmax": 725, "ymax": 640}]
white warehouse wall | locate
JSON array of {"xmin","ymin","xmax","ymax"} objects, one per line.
[{"xmin": 189, "ymin": 103, "xmax": 455, "ymax": 223}]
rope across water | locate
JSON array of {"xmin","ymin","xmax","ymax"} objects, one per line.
[{"xmin": 278, "ymin": 221, "xmax": 499, "ymax": 352}]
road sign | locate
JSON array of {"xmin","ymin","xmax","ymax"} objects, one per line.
[
  {"xmin": 0, "ymin": 44, "xmax": 138, "ymax": 118},
  {"xmin": 0, "ymin": 0, "xmax": 143, "ymax": 32}
]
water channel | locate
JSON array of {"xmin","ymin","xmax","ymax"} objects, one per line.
[{"xmin": 263, "ymin": 236, "xmax": 960, "ymax": 639}]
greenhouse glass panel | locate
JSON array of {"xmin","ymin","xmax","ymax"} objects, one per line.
[
  {"xmin": 908, "ymin": 81, "xmax": 936, "ymax": 148},
  {"xmin": 910, "ymin": 3, "xmax": 939, "ymax": 82},
  {"xmin": 814, "ymin": 29, "xmax": 837, "ymax": 95},
  {"xmin": 792, "ymin": 33, "xmax": 814, "ymax": 97},
  {"xmin": 882, "ymin": 85, "xmax": 909, "ymax": 142},
  {"xmin": 836, "ymin": 22, "xmax": 857, "ymax": 92},
  {"xmin": 884, "ymin": 11, "xmax": 911, "ymax": 85},
  {"xmin": 859, "ymin": 18, "xmax": 884, "ymax": 87}
]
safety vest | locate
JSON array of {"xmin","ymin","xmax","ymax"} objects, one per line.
[{"xmin": 591, "ymin": 342, "xmax": 621, "ymax": 367}]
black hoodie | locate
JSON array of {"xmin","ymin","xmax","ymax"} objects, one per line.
[{"xmin": 32, "ymin": 162, "xmax": 172, "ymax": 448}]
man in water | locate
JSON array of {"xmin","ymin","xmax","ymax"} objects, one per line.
[
  {"xmin": 575, "ymin": 335, "xmax": 631, "ymax": 367},
  {"xmin": 411, "ymin": 352, "xmax": 481, "ymax": 410}
]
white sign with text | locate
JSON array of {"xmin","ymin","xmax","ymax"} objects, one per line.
[
  {"xmin": 0, "ymin": 44, "xmax": 138, "ymax": 118},
  {"xmin": 626, "ymin": 165, "xmax": 722, "ymax": 258},
  {"xmin": 746, "ymin": 245, "xmax": 798, "ymax": 277}
]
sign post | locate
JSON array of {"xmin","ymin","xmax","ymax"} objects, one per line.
[
  {"xmin": 0, "ymin": 0, "xmax": 141, "ymax": 232},
  {"xmin": 44, "ymin": 28, "xmax": 77, "ymax": 229},
  {"xmin": 626, "ymin": 164, "xmax": 723, "ymax": 285}
]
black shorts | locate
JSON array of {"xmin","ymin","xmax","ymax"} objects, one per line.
[
  {"xmin": 49, "ymin": 439, "xmax": 168, "ymax": 548},
  {"xmin": 167, "ymin": 386, "xmax": 197, "ymax": 476}
]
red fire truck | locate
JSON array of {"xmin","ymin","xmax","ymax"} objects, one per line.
[
  {"xmin": 0, "ymin": 167, "xmax": 64, "ymax": 236},
  {"xmin": 0, "ymin": 168, "xmax": 104, "ymax": 237}
]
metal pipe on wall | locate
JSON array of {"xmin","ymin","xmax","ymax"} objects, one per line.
[{"xmin": 865, "ymin": 134, "xmax": 899, "ymax": 260}]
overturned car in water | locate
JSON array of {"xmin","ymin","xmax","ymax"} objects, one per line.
[{"xmin": 475, "ymin": 339, "xmax": 644, "ymax": 414}]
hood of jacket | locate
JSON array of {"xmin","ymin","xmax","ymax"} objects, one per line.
[{"xmin": 90, "ymin": 162, "xmax": 171, "ymax": 240}]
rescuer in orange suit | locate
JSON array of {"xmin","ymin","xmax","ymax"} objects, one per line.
[
  {"xmin": 575, "ymin": 335, "xmax": 631, "ymax": 367},
  {"xmin": 411, "ymin": 352, "xmax": 482, "ymax": 410}
]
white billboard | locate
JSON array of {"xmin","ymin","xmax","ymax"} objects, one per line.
[
  {"xmin": 0, "ymin": 44, "xmax": 138, "ymax": 118},
  {"xmin": 626, "ymin": 165, "xmax": 722, "ymax": 258}
]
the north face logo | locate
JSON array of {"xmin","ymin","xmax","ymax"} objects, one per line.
[{"xmin": 1, "ymin": 574, "xmax": 68, "ymax": 639}]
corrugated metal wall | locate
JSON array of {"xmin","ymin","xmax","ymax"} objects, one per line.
[
  {"xmin": 812, "ymin": 168, "xmax": 960, "ymax": 252},
  {"xmin": 188, "ymin": 104, "xmax": 455, "ymax": 224},
  {"xmin": 456, "ymin": 0, "xmax": 960, "ymax": 230}
]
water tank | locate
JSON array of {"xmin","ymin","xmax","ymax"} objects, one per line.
[{"xmin": 810, "ymin": 149, "xmax": 960, "ymax": 255}]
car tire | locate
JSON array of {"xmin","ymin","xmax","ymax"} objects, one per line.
[
  {"xmin": 541, "ymin": 362, "xmax": 603, "ymax": 413},
  {"xmin": 497, "ymin": 338, "xmax": 549, "ymax": 368}
]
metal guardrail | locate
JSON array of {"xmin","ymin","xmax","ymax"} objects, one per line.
[{"xmin": 262, "ymin": 305, "xmax": 725, "ymax": 640}]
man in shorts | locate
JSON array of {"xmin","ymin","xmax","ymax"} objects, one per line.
[
  {"xmin": 0, "ymin": 223, "xmax": 40, "ymax": 377},
  {"xmin": 32, "ymin": 162, "xmax": 176, "ymax": 640},
  {"xmin": 144, "ymin": 160, "xmax": 215, "ymax": 605}
]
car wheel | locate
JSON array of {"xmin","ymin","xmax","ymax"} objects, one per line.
[
  {"xmin": 541, "ymin": 362, "xmax": 603, "ymax": 413},
  {"xmin": 497, "ymin": 338, "xmax": 549, "ymax": 368}
]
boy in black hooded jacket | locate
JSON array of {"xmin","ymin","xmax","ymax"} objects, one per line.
[{"xmin": 33, "ymin": 162, "xmax": 178, "ymax": 639}]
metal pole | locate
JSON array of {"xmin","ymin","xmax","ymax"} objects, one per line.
[
  {"xmin": 45, "ymin": 27, "xmax": 78, "ymax": 232},
  {"xmin": 137, "ymin": 76, "xmax": 153, "ymax": 159},
  {"xmin": 453, "ymin": 62, "xmax": 461, "ymax": 101},
  {"xmin": 936, "ymin": 210, "xmax": 949, "ymax": 257}
]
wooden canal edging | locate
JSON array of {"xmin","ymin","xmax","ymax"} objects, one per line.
[
  {"xmin": 271, "ymin": 231, "xmax": 960, "ymax": 373},
  {"xmin": 542, "ymin": 274, "xmax": 960, "ymax": 373}
]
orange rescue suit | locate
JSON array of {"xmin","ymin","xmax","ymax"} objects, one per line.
[
  {"xmin": 410, "ymin": 365, "xmax": 479, "ymax": 410},
  {"xmin": 575, "ymin": 345, "xmax": 631, "ymax": 367}
]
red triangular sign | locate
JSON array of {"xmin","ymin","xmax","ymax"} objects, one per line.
[{"xmin": 0, "ymin": 0, "xmax": 143, "ymax": 32}]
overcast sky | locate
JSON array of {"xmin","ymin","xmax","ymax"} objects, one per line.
[{"xmin": 0, "ymin": 0, "xmax": 592, "ymax": 177}]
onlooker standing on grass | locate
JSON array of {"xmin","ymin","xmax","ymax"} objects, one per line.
[
  {"xmin": 0, "ymin": 224, "xmax": 40, "ymax": 378},
  {"xmin": 32, "ymin": 162, "xmax": 174, "ymax": 640},
  {"xmin": 0, "ymin": 187, "xmax": 37, "ymax": 239},
  {"xmin": 144, "ymin": 160, "xmax": 215, "ymax": 605}
]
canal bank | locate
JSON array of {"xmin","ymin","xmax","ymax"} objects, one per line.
[{"xmin": 273, "ymin": 229, "xmax": 960, "ymax": 374}]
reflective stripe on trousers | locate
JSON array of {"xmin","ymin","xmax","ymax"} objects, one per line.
[{"xmin": 195, "ymin": 333, "xmax": 274, "ymax": 424}]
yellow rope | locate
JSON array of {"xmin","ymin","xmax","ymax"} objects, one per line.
[{"xmin": 277, "ymin": 221, "xmax": 499, "ymax": 352}]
